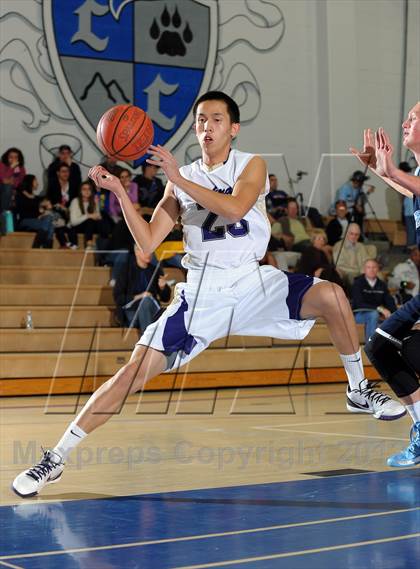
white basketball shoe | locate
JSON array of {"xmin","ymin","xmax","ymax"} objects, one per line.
[
  {"xmin": 12, "ymin": 449, "xmax": 65, "ymax": 498},
  {"xmin": 346, "ymin": 379, "xmax": 406, "ymax": 420}
]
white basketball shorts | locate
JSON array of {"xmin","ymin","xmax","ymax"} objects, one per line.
[{"xmin": 137, "ymin": 263, "xmax": 322, "ymax": 371}]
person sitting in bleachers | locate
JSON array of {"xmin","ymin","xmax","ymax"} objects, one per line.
[
  {"xmin": 47, "ymin": 144, "xmax": 81, "ymax": 201},
  {"xmin": 351, "ymin": 258, "xmax": 396, "ymax": 341},
  {"xmin": 134, "ymin": 163, "xmax": 165, "ymax": 209},
  {"xmin": 0, "ymin": 147, "xmax": 26, "ymax": 233},
  {"xmin": 15, "ymin": 175, "xmax": 54, "ymax": 248},
  {"xmin": 265, "ymin": 174, "xmax": 288, "ymax": 221},
  {"xmin": 39, "ymin": 198, "xmax": 76, "ymax": 249},
  {"xmin": 276, "ymin": 198, "xmax": 312, "ymax": 252},
  {"xmin": 109, "ymin": 168, "xmax": 139, "ymax": 223},
  {"xmin": 113, "ymin": 244, "xmax": 171, "ymax": 332},
  {"xmin": 47, "ymin": 163, "xmax": 74, "ymax": 208},
  {"xmin": 326, "ymin": 200, "xmax": 351, "ymax": 246},
  {"xmin": 333, "ymin": 223, "xmax": 376, "ymax": 288},
  {"xmin": 69, "ymin": 181, "xmax": 102, "ymax": 249},
  {"xmin": 388, "ymin": 247, "xmax": 420, "ymax": 299},
  {"xmin": 296, "ymin": 230, "xmax": 343, "ymax": 286}
]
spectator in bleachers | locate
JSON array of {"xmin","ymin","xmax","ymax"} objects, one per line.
[
  {"xmin": 134, "ymin": 163, "xmax": 164, "ymax": 209},
  {"xmin": 39, "ymin": 198, "xmax": 76, "ymax": 249},
  {"xmin": 265, "ymin": 174, "xmax": 288, "ymax": 221},
  {"xmin": 47, "ymin": 145, "xmax": 81, "ymax": 200},
  {"xmin": 277, "ymin": 198, "xmax": 312, "ymax": 252},
  {"xmin": 296, "ymin": 230, "xmax": 343, "ymax": 285},
  {"xmin": 333, "ymin": 222, "xmax": 376, "ymax": 287},
  {"xmin": 113, "ymin": 244, "xmax": 171, "ymax": 331},
  {"xmin": 388, "ymin": 247, "xmax": 420, "ymax": 299},
  {"xmin": 0, "ymin": 148, "xmax": 26, "ymax": 232},
  {"xmin": 352, "ymin": 259, "xmax": 396, "ymax": 340},
  {"xmin": 47, "ymin": 163, "xmax": 73, "ymax": 207},
  {"xmin": 109, "ymin": 168, "xmax": 139, "ymax": 223},
  {"xmin": 326, "ymin": 200, "xmax": 350, "ymax": 246},
  {"xmin": 15, "ymin": 175, "xmax": 54, "ymax": 248},
  {"xmin": 100, "ymin": 155, "xmax": 122, "ymax": 176},
  {"xmin": 332, "ymin": 170, "xmax": 375, "ymax": 231},
  {"xmin": 69, "ymin": 181, "xmax": 102, "ymax": 249}
]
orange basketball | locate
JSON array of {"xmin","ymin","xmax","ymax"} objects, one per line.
[{"xmin": 96, "ymin": 104, "xmax": 154, "ymax": 161}]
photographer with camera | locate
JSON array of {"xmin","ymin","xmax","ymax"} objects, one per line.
[{"xmin": 332, "ymin": 170, "xmax": 375, "ymax": 233}]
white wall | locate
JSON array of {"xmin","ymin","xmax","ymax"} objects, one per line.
[{"xmin": 1, "ymin": 0, "xmax": 418, "ymax": 217}]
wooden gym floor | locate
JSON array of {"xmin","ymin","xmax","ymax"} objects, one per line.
[{"xmin": 1, "ymin": 384, "xmax": 419, "ymax": 568}]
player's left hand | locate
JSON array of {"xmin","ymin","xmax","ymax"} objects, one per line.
[
  {"xmin": 375, "ymin": 128, "xmax": 396, "ymax": 177},
  {"xmin": 147, "ymin": 145, "xmax": 181, "ymax": 184}
]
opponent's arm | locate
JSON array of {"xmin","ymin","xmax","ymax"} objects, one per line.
[
  {"xmin": 88, "ymin": 165, "xmax": 179, "ymax": 254},
  {"xmin": 350, "ymin": 129, "xmax": 414, "ymax": 198},
  {"xmin": 147, "ymin": 145, "xmax": 266, "ymax": 223}
]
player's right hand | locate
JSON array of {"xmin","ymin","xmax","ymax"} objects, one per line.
[{"xmin": 88, "ymin": 165, "xmax": 123, "ymax": 196}]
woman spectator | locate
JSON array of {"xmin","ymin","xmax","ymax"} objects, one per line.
[
  {"xmin": 109, "ymin": 168, "xmax": 139, "ymax": 223},
  {"xmin": 15, "ymin": 175, "xmax": 53, "ymax": 248},
  {"xmin": 69, "ymin": 181, "xmax": 101, "ymax": 249},
  {"xmin": 296, "ymin": 230, "xmax": 343, "ymax": 286},
  {"xmin": 0, "ymin": 148, "xmax": 26, "ymax": 232}
]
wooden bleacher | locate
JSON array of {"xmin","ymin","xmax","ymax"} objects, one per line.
[{"xmin": 0, "ymin": 232, "xmax": 376, "ymax": 397}]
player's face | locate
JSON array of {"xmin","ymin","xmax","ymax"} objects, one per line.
[
  {"xmin": 402, "ymin": 103, "xmax": 420, "ymax": 150},
  {"xmin": 194, "ymin": 100, "xmax": 239, "ymax": 155}
]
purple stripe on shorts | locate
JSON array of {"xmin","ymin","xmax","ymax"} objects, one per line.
[
  {"xmin": 285, "ymin": 271, "xmax": 314, "ymax": 319},
  {"xmin": 162, "ymin": 291, "xmax": 198, "ymax": 355}
]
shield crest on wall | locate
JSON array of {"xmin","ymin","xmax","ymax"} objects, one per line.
[{"xmin": 43, "ymin": 0, "xmax": 218, "ymax": 165}]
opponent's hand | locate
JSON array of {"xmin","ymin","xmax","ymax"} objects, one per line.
[
  {"xmin": 350, "ymin": 128, "xmax": 377, "ymax": 170},
  {"xmin": 375, "ymin": 127, "xmax": 396, "ymax": 178},
  {"xmin": 88, "ymin": 165, "xmax": 124, "ymax": 197},
  {"xmin": 147, "ymin": 144, "xmax": 181, "ymax": 184}
]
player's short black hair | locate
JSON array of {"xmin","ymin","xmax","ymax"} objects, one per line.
[{"xmin": 193, "ymin": 91, "xmax": 240, "ymax": 124}]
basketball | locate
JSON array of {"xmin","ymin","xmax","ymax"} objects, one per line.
[{"xmin": 96, "ymin": 104, "xmax": 154, "ymax": 161}]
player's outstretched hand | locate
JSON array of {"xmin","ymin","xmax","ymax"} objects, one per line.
[
  {"xmin": 88, "ymin": 165, "xmax": 123, "ymax": 196},
  {"xmin": 147, "ymin": 145, "xmax": 181, "ymax": 184},
  {"xmin": 349, "ymin": 128, "xmax": 377, "ymax": 170},
  {"xmin": 375, "ymin": 127, "xmax": 396, "ymax": 178}
]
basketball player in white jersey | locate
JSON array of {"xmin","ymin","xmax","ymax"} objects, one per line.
[{"xmin": 13, "ymin": 91, "xmax": 405, "ymax": 497}]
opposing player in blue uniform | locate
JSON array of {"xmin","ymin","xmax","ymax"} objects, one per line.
[
  {"xmin": 352, "ymin": 101, "xmax": 420, "ymax": 467},
  {"xmin": 12, "ymin": 91, "xmax": 404, "ymax": 497}
]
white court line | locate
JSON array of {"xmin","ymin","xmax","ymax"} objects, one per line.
[
  {"xmin": 1, "ymin": 507, "xmax": 418, "ymax": 561},
  {"xmin": 0, "ymin": 561, "xmax": 24, "ymax": 569},
  {"xmin": 252, "ymin": 426, "xmax": 407, "ymax": 442},
  {"xmin": 172, "ymin": 532, "xmax": 420, "ymax": 568},
  {"xmin": 252, "ymin": 417, "xmax": 372, "ymax": 429}
]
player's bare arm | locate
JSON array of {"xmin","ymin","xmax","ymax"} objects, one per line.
[
  {"xmin": 350, "ymin": 129, "xmax": 414, "ymax": 198},
  {"xmin": 88, "ymin": 165, "xmax": 179, "ymax": 253},
  {"xmin": 147, "ymin": 145, "xmax": 266, "ymax": 222}
]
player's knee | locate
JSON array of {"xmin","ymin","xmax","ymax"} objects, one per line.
[
  {"xmin": 364, "ymin": 331, "xmax": 386, "ymax": 365},
  {"xmin": 320, "ymin": 282, "xmax": 348, "ymax": 313},
  {"xmin": 113, "ymin": 359, "xmax": 147, "ymax": 395}
]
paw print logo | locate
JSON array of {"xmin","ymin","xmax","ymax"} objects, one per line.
[{"xmin": 150, "ymin": 5, "xmax": 193, "ymax": 57}]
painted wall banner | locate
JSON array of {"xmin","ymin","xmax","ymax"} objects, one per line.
[{"xmin": 44, "ymin": 0, "xmax": 218, "ymax": 165}]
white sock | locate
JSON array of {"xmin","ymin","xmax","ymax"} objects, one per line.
[
  {"xmin": 53, "ymin": 422, "xmax": 87, "ymax": 462},
  {"xmin": 340, "ymin": 350, "xmax": 365, "ymax": 390},
  {"xmin": 406, "ymin": 401, "xmax": 420, "ymax": 424}
]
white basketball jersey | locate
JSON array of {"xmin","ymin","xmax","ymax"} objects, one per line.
[{"xmin": 174, "ymin": 149, "xmax": 270, "ymax": 270}]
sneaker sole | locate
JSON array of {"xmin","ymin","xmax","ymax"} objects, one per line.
[
  {"xmin": 346, "ymin": 404, "xmax": 407, "ymax": 421},
  {"xmin": 387, "ymin": 456, "xmax": 420, "ymax": 468},
  {"xmin": 11, "ymin": 472, "xmax": 63, "ymax": 498}
]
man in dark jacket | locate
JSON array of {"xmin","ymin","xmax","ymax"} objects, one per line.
[
  {"xmin": 113, "ymin": 245, "xmax": 171, "ymax": 331},
  {"xmin": 47, "ymin": 145, "xmax": 81, "ymax": 202},
  {"xmin": 352, "ymin": 258, "xmax": 396, "ymax": 341},
  {"xmin": 326, "ymin": 200, "xmax": 351, "ymax": 245},
  {"xmin": 133, "ymin": 163, "xmax": 165, "ymax": 209}
]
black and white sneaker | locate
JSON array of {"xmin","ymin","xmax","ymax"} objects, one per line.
[
  {"xmin": 12, "ymin": 449, "xmax": 65, "ymax": 498},
  {"xmin": 346, "ymin": 379, "xmax": 406, "ymax": 420}
]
